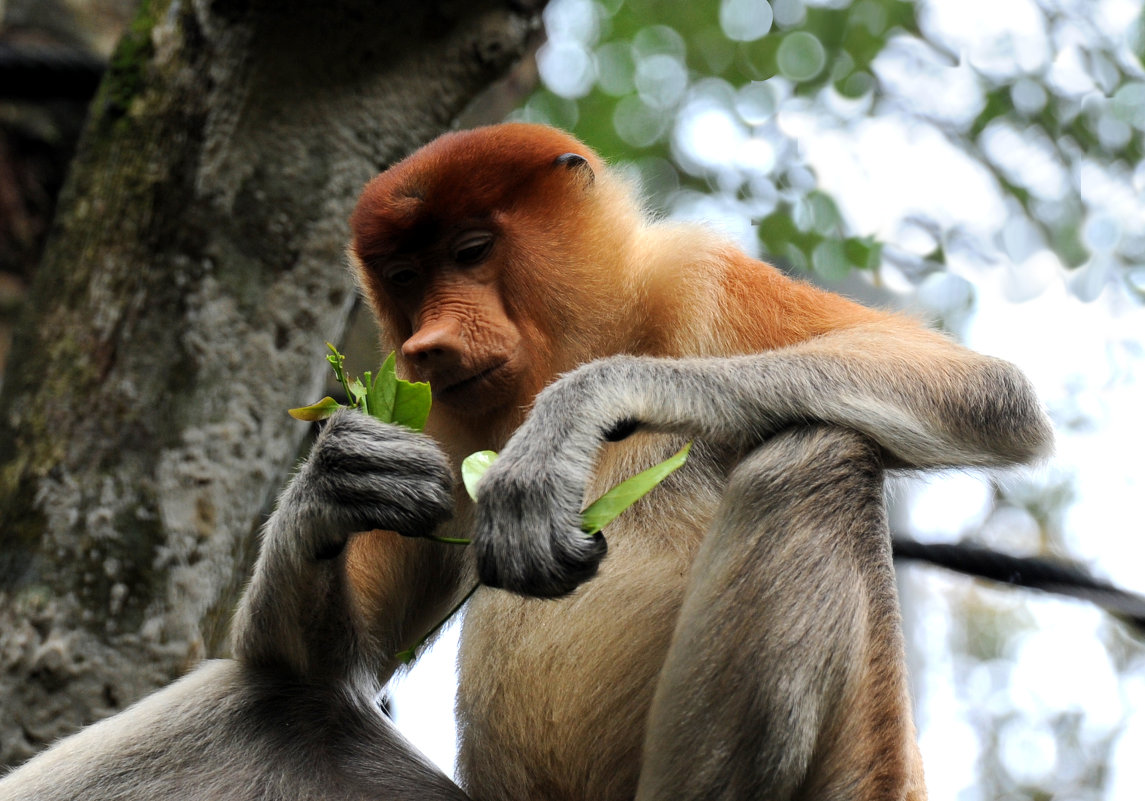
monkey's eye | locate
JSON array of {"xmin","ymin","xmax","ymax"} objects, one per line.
[
  {"xmin": 383, "ymin": 262, "xmax": 419, "ymax": 287},
  {"xmin": 452, "ymin": 232, "xmax": 494, "ymax": 266}
]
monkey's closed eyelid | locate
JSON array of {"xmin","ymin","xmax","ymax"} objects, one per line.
[
  {"xmin": 452, "ymin": 231, "xmax": 495, "ymax": 265},
  {"xmin": 553, "ymin": 152, "xmax": 587, "ymax": 169},
  {"xmin": 382, "ymin": 261, "xmax": 419, "ymax": 286}
]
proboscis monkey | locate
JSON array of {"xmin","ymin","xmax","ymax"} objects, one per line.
[
  {"xmin": 0, "ymin": 123, "xmax": 1051, "ymax": 801},
  {"xmin": 349, "ymin": 123, "xmax": 1051, "ymax": 800}
]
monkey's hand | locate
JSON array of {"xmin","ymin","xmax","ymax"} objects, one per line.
[
  {"xmin": 472, "ymin": 368, "xmax": 617, "ymax": 598},
  {"xmin": 281, "ymin": 409, "xmax": 454, "ymax": 559},
  {"xmin": 233, "ymin": 410, "xmax": 454, "ymax": 679}
]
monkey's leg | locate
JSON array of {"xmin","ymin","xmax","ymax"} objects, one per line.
[{"xmin": 636, "ymin": 426, "xmax": 926, "ymax": 801}]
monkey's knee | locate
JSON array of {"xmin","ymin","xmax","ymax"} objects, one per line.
[{"xmin": 726, "ymin": 425, "xmax": 882, "ymax": 510}]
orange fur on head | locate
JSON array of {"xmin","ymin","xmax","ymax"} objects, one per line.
[{"xmin": 347, "ymin": 124, "xmax": 654, "ymax": 440}]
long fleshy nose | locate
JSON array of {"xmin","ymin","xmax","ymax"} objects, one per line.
[{"xmin": 401, "ymin": 316, "xmax": 465, "ymax": 371}]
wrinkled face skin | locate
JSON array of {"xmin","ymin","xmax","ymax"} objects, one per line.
[
  {"xmin": 350, "ymin": 124, "xmax": 605, "ymax": 429},
  {"xmin": 371, "ymin": 224, "xmax": 528, "ymax": 419}
]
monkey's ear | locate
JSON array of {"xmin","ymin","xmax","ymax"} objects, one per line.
[{"xmin": 553, "ymin": 152, "xmax": 594, "ymax": 187}]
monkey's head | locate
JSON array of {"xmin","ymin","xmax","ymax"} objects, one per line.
[{"xmin": 349, "ymin": 124, "xmax": 642, "ymax": 435}]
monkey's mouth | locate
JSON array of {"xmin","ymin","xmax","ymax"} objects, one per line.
[{"xmin": 435, "ymin": 361, "xmax": 510, "ymax": 404}]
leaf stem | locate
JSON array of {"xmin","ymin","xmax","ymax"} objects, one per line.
[
  {"xmin": 426, "ymin": 535, "xmax": 472, "ymax": 545},
  {"xmin": 325, "ymin": 343, "xmax": 355, "ymax": 407},
  {"xmin": 395, "ymin": 581, "xmax": 480, "ymax": 664}
]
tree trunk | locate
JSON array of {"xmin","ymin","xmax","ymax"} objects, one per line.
[{"xmin": 0, "ymin": 0, "xmax": 541, "ymax": 768}]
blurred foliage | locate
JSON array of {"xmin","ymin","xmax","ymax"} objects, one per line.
[{"xmin": 512, "ymin": 0, "xmax": 1145, "ymax": 306}]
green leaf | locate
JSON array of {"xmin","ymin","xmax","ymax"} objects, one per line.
[
  {"xmin": 843, "ymin": 235, "xmax": 883, "ymax": 270},
  {"xmin": 462, "ymin": 450, "xmax": 499, "ymax": 501},
  {"xmin": 811, "ymin": 238, "xmax": 850, "ymax": 282},
  {"xmin": 348, "ymin": 377, "xmax": 368, "ymax": 407},
  {"xmin": 392, "ymin": 376, "xmax": 432, "ymax": 432},
  {"xmin": 297, "ymin": 348, "xmax": 432, "ymax": 430},
  {"xmin": 580, "ymin": 442, "xmax": 691, "ymax": 535},
  {"xmin": 288, "ymin": 396, "xmax": 343, "ymax": 422},
  {"xmin": 365, "ymin": 352, "xmax": 398, "ymax": 422}
]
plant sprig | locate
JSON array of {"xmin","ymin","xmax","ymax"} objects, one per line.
[{"xmin": 289, "ymin": 344, "xmax": 432, "ymax": 432}]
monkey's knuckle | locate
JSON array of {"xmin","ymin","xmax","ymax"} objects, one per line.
[
  {"xmin": 301, "ymin": 424, "xmax": 453, "ymax": 537},
  {"xmin": 312, "ymin": 415, "xmax": 451, "ymax": 493},
  {"xmin": 364, "ymin": 476, "xmax": 453, "ymax": 536},
  {"xmin": 552, "ymin": 532, "xmax": 605, "ymax": 589},
  {"xmin": 318, "ymin": 408, "xmax": 381, "ymax": 446},
  {"xmin": 392, "ymin": 449, "xmax": 454, "ymax": 495},
  {"xmin": 417, "ymin": 477, "xmax": 455, "ymax": 522}
]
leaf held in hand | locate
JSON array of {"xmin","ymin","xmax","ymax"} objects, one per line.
[
  {"xmin": 294, "ymin": 348, "xmax": 432, "ymax": 433},
  {"xmin": 392, "ymin": 441, "xmax": 689, "ymax": 666},
  {"xmin": 365, "ymin": 351, "xmax": 399, "ymax": 422},
  {"xmin": 461, "ymin": 450, "xmax": 499, "ymax": 501},
  {"xmin": 288, "ymin": 396, "xmax": 343, "ymax": 422},
  {"xmin": 580, "ymin": 441, "xmax": 691, "ymax": 535},
  {"xmin": 392, "ymin": 376, "xmax": 432, "ymax": 432}
]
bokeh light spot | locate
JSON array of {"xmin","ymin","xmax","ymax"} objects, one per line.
[
  {"xmin": 776, "ymin": 31, "xmax": 826, "ymax": 82},
  {"xmin": 614, "ymin": 95, "xmax": 670, "ymax": 147},
  {"xmin": 719, "ymin": 0, "xmax": 773, "ymax": 43},
  {"xmin": 537, "ymin": 40, "xmax": 596, "ymax": 99},
  {"xmin": 634, "ymin": 54, "xmax": 688, "ymax": 110}
]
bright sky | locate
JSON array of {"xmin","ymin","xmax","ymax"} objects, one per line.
[{"xmin": 388, "ymin": 0, "xmax": 1145, "ymax": 795}]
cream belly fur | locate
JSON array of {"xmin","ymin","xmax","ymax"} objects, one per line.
[{"xmin": 457, "ymin": 435, "xmax": 726, "ymax": 801}]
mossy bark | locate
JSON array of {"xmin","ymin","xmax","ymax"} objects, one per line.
[{"xmin": 0, "ymin": 0, "xmax": 540, "ymax": 767}]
